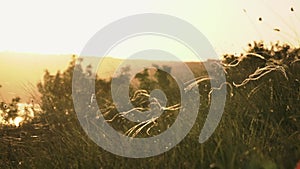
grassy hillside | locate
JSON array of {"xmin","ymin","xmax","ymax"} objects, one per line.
[{"xmin": 0, "ymin": 42, "xmax": 299, "ymax": 168}]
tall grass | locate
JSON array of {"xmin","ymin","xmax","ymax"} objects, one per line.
[{"xmin": 0, "ymin": 42, "xmax": 299, "ymax": 169}]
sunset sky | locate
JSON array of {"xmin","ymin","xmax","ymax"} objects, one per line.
[{"xmin": 0, "ymin": 0, "xmax": 299, "ymax": 60}]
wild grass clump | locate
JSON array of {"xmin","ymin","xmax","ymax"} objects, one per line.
[{"xmin": 0, "ymin": 42, "xmax": 299, "ymax": 169}]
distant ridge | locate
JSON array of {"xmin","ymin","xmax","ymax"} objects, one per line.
[{"xmin": 0, "ymin": 52, "xmax": 211, "ymax": 101}]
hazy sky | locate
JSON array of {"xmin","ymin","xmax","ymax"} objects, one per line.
[{"xmin": 0, "ymin": 0, "xmax": 299, "ymax": 59}]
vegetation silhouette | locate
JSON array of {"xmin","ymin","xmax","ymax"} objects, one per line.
[{"xmin": 0, "ymin": 42, "xmax": 299, "ymax": 168}]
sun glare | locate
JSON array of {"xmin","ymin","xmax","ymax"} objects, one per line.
[{"xmin": 9, "ymin": 116, "xmax": 24, "ymax": 127}]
